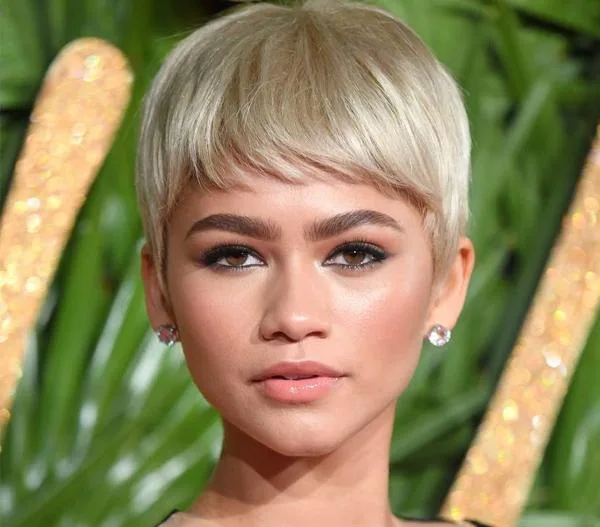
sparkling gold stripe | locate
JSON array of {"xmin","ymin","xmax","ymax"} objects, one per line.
[
  {"xmin": 0, "ymin": 39, "xmax": 132, "ymax": 437},
  {"xmin": 441, "ymin": 126, "xmax": 600, "ymax": 526}
]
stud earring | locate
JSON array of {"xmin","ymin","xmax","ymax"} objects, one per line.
[
  {"xmin": 156, "ymin": 324, "xmax": 179, "ymax": 346},
  {"xmin": 427, "ymin": 324, "xmax": 452, "ymax": 347}
]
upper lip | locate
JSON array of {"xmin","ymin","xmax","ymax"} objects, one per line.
[{"xmin": 252, "ymin": 361, "xmax": 344, "ymax": 382}]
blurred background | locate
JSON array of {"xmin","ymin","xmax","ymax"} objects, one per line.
[{"xmin": 1, "ymin": 0, "xmax": 600, "ymax": 526}]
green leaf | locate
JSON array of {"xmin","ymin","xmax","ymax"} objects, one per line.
[
  {"xmin": 390, "ymin": 384, "xmax": 489, "ymax": 463},
  {"xmin": 0, "ymin": 334, "xmax": 39, "ymax": 510},
  {"xmin": 0, "ymin": 115, "xmax": 27, "ymax": 205},
  {"xmin": 504, "ymin": 0, "xmax": 600, "ymax": 39},
  {"xmin": 71, "ymin": 248, "xmax": 148, "ymax": 457},
  {"xmin": 518, "ymin": 512, "xmax": 600, "ymax": 527},
  {"xmin": 0, "ymin": 0, "xmax": 47, "ymax": 108}
]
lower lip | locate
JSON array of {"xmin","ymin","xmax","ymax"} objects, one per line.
[{"xmin": 256, "ymin": 376, "xmax": 341, "ymax": 403}]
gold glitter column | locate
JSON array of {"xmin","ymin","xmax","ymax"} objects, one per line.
[
  {"xmin": 0, "ymin": 39, "xmax": 132, "ymax": 436},
  {"xmin": 441, "ymin": 126, "xmax": 600, "ymax": 527}
]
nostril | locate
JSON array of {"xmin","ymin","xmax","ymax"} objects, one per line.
[
  {"xmin": 259, "ymin": 277, "xmax": 331, "ymax": 341},
  {"xmin": 260, "ymin": 321, "xmax": 330, "ymax": 343}
]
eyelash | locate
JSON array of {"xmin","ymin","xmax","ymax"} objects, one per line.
[
  {"xmin": 198, "ymin": 239, "xmax": 388, "ymax": 272},
  {"xmin": 325, "ymin": 239, "xmax": 387, "ymax": 270},
  {"xmin": 199, "ymin": 245, "xmax": 263, "ymax": 271}
]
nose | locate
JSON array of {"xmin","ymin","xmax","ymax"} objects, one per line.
[{"xmin": 259, "ymin": 263, "xmax": 331, "ymax": 343}]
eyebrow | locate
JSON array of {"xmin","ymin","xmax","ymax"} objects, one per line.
[
  {"xmin": 185, "ymin": 213, "xmax": 282, "ymax": 241},
  {"xmin": 185, "ymin": 209, "xmax": 404, "ymax": 241},
  {"xmin": 305, "ymin": 209, "xmax": 404, "ymax": 241}
]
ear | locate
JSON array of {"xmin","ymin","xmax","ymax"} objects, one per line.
[
  {"xmin": 140, "ymin": 243, "xmax": 174, "ymax": 330},
  {"xmin": 425, "ymin": 237, "xmax": 475, "ymax": 332}
]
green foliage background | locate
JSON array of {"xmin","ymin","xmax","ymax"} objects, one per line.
[{"xmin": 1, "ymin": 0, "xmax": 600, "ymax": 525}]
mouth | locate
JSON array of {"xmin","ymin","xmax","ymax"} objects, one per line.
[
  {"xmin": 268, "ymin": 374, "xmax": 322, "ymax": 380},
  {"xmin": 252, "ymin": 360, "xmax": 344, "ymax": 382},
  {"xmin": 252, "ymin": 361, "xmax": 345, "ymax": 403}
]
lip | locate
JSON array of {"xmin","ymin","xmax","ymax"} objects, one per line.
[
  {"xmin": 252, "ymin": 361, "xmax": 345, "ymax": 403},
  {"xmin": 252, "ymin": 360, "xmax": 344, "ymax": 382}
]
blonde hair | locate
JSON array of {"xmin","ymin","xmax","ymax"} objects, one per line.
[{"xmin": 137, "ymin": 0, "xmax": 470, "ymax": 285}]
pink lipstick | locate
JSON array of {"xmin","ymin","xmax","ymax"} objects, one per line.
[{"xmin": 252, "ymin": 361, "xmax": 344, "ymax": 403}]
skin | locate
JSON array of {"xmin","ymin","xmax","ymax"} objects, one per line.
[{"xmin": 142, "ymin": 177, "xmax": 475, "ymax": 527}]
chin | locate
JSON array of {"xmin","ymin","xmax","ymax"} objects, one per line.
[
  {"xmin": 217, "ymin": 391, "xmax": 396, "ymax": 460},
  {"xmin": 243, "ymin": 414, "xmax": 355, "ymax": 458},
  {"xmin": 263, "ymin": 434, "xmax": 344, "ymax": 458}
]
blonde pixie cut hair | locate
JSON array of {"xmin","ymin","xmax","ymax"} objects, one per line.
[{"xmin": 137, "ymin": 0, "xmax": 470, "ymax": 285}]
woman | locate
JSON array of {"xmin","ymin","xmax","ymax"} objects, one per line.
[{"xmin": 137, "ymin": 1, "xmax": 484, "ymax": 525}]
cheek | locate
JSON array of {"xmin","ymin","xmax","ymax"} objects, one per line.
[
  {"xmin": 167, "ymin": 275, "xmax": 255, "ymax": 399},
  {"xmin": 337, "ymin": 266, "xmax": 431, "ymax": 342},
  {"xmin": 334, "ymin": 265, "xmax": 433, "ymax": 388}
]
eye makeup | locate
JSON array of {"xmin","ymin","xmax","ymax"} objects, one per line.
[
  {"xmin": 195, "ymin": 237, "xmax": 389, "ymax": 273},
  {"xmin": 198, "ymin": 244, "xmax": 265, "ymax": 271},
  {"xmin": 323, "ymin": 240, "xmax": 388, "ymax": 271}
]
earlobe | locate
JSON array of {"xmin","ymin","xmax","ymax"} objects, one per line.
[
  {"xmin": 140, "ymin": 244, "xmax": 174, "ymax": 330},
  {"xmin": 426, "ymin": 237, "xmax": 475, "ymax": 333}
]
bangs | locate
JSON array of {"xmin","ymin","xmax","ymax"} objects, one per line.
[{"xmin": 166, "ymin": 4, "xmax": 444, "ymax": 212}]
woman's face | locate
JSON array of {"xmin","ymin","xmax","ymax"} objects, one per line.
[{"xmin": 143, "ymin": 177, "xmax": 473, "ymax": 456}]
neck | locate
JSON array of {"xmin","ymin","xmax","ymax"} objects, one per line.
[{"xmin": 190, "ymin": 404, "xmax": 399, "ymax": 527}]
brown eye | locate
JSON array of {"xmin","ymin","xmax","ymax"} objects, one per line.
[
  {"xmin": 200, "ymin": 246, "xmax": 264, "ymax": 269},
  {"xmin": 324, "ymin": 242, "xmax": 387, "ymax": 270},
  {"xmin": 342, "ymin": 250, "xmax": 367, "ymax": 266},
  {"xmin": 225, "ymin": 253, "xmax": 249, "ymax": 267}
]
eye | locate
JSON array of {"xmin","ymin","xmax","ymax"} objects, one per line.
[
  {"xmin": 199, "ymin": 245, "xmax": 264, "ymax": 270},
  {"xmin": 324, "ymin": 241, "xmax": 387, "ymax": 270}
]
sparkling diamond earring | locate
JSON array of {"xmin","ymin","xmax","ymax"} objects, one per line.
[
  {"xmin": 427, "ymin": 324, "xmax": 452, "ymax": 347},
  {"xmin": 156, "ymin": 324, "xmax": 179, "ymax": 346}
]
